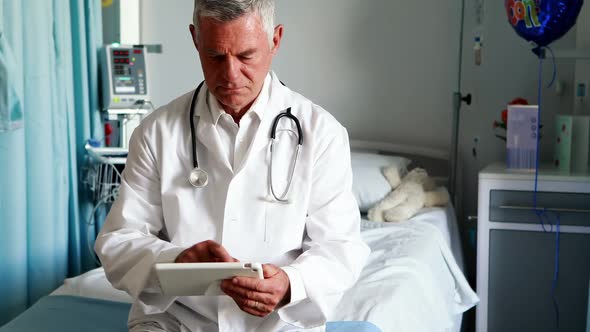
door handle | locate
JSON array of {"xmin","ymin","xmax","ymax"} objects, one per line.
[{"xmin": 461, "ymin": 93, "xmax": 472, "ymax": 105}]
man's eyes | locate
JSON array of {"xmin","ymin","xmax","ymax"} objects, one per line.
[{"xmin": 209, "ymin": 54, "xmax": 254, "ymax": 61}]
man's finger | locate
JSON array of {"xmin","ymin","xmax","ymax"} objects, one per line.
[
  {"xmin": 207, "ymin": 242, "xmax": 236, "ymax": 262},
  {"xmin": 224, "ymin": 289, "xmax": 273, "ymax": 313},
  {"xmin": 232, "ymin": 276, "xmax": 270, "ymax": 293},
  {"xmin": 176, "ymin": 245, "xmax": 202, "ymax": 263},
  {"xmin": 221, "ymin": 280, "xmax": 276, "ymax": 305},
  {"xmin": 241, "ymin": 305, "xmax": 268, "ymax": 317},
  {"xmin": 196, "ymin": 253, "xmax": 212, "ymax": 262},
  {"xmin": 262, "ymin": 264, "xmax": 281, "ymax": 278},
  {"xmin": 176, "ymin": 240, "xmax": 237, "ymax": 263},
  {"xmin": 243, "ymin": 298, "xmax": 272, "ymax": 313},
  {"xmin": 222, "ymin": 288, "xmax": 272, "ymax": 316}
]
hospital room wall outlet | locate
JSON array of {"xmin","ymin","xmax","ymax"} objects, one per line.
[{"xmin": 367, "ymin": 167, "xmax": 449, "ymax": 222}]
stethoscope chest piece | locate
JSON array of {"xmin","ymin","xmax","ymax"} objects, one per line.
[{"xmin": 189, "ymin": 167, "xmax": 208, "ymax": 188}]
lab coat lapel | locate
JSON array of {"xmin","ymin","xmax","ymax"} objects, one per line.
[
  {"xmin": 193, "ymin": 87, "xmax": 233, "ymax": 172},
  {"xmin": 234, "ymin": 75, "xmax": 290, "ymax": 174}
]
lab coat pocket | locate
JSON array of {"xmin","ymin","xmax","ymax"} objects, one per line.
[
  {"xmin": 265, "ymin": 200, "xmax": 310, "ymax": 254},
  {"xmin": 264, "ymin": 202, "xmax": 294, "ymax": 245}
]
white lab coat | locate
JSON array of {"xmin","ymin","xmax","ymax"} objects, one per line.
[{"xmin": 95, "ymin": 72, "xmax": 370, "ymax": 332}]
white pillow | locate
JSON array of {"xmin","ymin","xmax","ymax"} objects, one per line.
[{"xmin": 350, "ymin": 152, "xmax": 411, "ymax": 212}]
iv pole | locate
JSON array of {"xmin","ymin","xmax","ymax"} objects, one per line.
[{"xmin": 449, "ymin": 0, "xmax": 471, "ymax": 205}]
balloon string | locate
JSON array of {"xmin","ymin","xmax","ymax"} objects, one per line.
[
  {"xmin": 544, "ymin": 46, "xmax": 557, "ymax": 88},
  {"xmin": 535, "ymin": 49, "xmax": 561, "ymax": 330}
]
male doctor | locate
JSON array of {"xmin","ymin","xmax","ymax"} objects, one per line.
[{"xmin": 95, "ymin": 0, "xmax": 370, "ymax": 331}]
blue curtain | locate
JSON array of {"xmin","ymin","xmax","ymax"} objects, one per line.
[{"xmin": 0, "ymin": 0, "xmax": 102, "ymax": 325}]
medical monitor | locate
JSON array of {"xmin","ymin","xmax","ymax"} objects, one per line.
[{"xmin": 101, "ymin": 44, "xmax": 150, "ymax": 110}]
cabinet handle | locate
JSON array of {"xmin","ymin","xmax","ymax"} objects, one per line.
[{"xmin": 498, "ymin": 205, "xmax": 590, "ymax": 214}]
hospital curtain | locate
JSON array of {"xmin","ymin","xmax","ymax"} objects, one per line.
[{"xmin": 0, "ymin": 0, "xmax": 102, "ymax": 325}]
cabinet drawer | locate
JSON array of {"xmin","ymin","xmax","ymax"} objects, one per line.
[
  {"xmin": 488, "ymin": 230, "xmax": 590, "ymax": 331},
  {"xmin": 489, "ymin": 190, "xmax": 590, "ymax": 227}
]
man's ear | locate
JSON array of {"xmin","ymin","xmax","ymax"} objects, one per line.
[
  {"xmin": 189, "ymin": 24, "xmax": 199, "ymax": 51},
  {"xmin": 270, "ymin": 24, "xmax": 284, "ymax": 55}
]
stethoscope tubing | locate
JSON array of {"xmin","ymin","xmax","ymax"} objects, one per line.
[
  {"xmin": 189, "ymin": 81, "xmax": 206, "ymax": 169},
  {"xmin": 188, "ymin": 81, "xmax": 302, "ymax": 202}
]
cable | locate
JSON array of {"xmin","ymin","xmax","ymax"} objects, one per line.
[
  {"xmin": 86, "ymin": 191, "xmax": 118, "ymax": 267},
  {"xmin": 533, "ymin": 54, "xmax": 543, "ymax": 211},
  {"xmin": 533, "ymin": 49, "xmax": 561, "ymax": 329},
  {"xmin": 133, "ymin": 99, "xmax": 155, "ymax": 110},
  {"xmin": 550, "ymin": 212, "xmax": 561, "ymax": 327}
]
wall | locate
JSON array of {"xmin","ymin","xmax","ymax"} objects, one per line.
[
  {"xmin": 138, "ymin": 0, "xmax": 462, "ymax": 152},
  {"xmin": 139, "ymin": 0, "xmax": 202, "ymax": 104}
]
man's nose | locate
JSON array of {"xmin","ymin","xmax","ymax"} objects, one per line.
[{"xmin": 222, "ymin": 57, "xmax": 240, "ymax": 82}]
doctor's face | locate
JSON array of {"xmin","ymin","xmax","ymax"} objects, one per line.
[{"xmin": 190, "ymin": 13, "xmax": 283, "ymax": 115}]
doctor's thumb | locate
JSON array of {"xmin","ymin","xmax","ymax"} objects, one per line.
[{"xmin": 262, "ymin": 264, "xmax": 282, "ymax": 279}]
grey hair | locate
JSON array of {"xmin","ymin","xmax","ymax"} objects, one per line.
[{"xmin": 193, "ymin": 0, "xmax": 276, "ymax": 46}]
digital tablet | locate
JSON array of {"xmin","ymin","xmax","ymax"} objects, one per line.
[{"xmin": 155, "ymin": 262, "xmax": 264, "ymax": 296}]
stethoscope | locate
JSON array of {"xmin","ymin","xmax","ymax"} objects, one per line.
[{"xmin": 188, "ymin": 81, "xmax": 303, "ymax": 203}]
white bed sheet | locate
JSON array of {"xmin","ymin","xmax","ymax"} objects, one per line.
[
  {"xmin": 335, "ymin": 206, "xmax": 478, "ymax": 332},
  {"xmin": 51, "ymin": 266, "xmax": 133, "ymax": 303},
  {"xmin": 361, "ymin": 204, "xmax": 465, "ymax": 272},
  {"xmin": 52, "ymin": 206, "xmax": 478, "ymax": 332}
]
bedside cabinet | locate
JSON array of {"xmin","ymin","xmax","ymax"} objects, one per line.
[{"xmin": 476, "ymin": 162, "xmax": 590, "ymax": 332}]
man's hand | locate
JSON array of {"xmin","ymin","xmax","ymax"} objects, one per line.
[
  {"xmin": 220, "ymin": 264, "xmax": 291, "ymax": 317},
  {"xmin": 174, "ymin": 240, "xmax": 238, "ymax": 263}
]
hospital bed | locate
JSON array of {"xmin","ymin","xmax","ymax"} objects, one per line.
[
  {"xmin": 0, "ymin": 140, "xmax": 478, "ymax": 332},
  {"xmin": 333, "ymin": 140, "xmax": 479, "ymax": 331}
]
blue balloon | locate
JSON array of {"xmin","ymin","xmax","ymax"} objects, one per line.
[{"xmin": 505, "ymin": 0, "xmax": 584, "ymax": 48}]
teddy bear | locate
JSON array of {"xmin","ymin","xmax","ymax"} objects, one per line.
[{"xmin": 367, "ymin": 166, "xmax": 450, "ymax": 222}]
